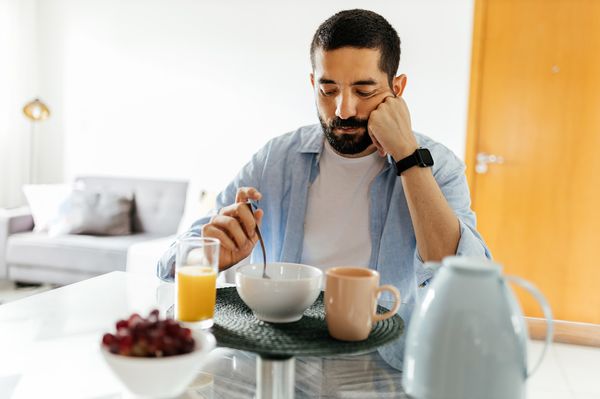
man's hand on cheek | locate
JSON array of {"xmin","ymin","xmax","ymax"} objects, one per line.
[{"xmin": 367, "ymin": 96, "xmax": 418, "ymax": 161}]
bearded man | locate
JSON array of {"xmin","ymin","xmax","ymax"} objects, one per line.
[{"xmin": 158, "ymin": 9, "xmax": 490, "ymax": 369}]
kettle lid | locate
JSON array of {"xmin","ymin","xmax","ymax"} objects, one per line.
[{"xmin": 442, "ymin": 256, "xmax": 502, "ymax": 275}]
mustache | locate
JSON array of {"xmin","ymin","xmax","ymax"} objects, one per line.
[{"xmin": 329, "ymin": 117, "xmax": 368, "ymax": 129}]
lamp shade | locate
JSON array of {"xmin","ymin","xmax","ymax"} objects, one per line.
[{"xmin": 23, "ymin": 98, "xmax": 50, "ymax": 121}]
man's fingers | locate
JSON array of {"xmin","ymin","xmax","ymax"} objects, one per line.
[
  {"xmin": 390, "ymin": 95, "xmax": 410, "ymax": 115},
  {"xmin": 210, "ymin": 215, "xmax": 248, "ymax": 249},
  {"xmin": 202, "ymin": 224, "xmax": 237, "ymax": 252},
  {"xmin": 237, "ymin": 203, "xmax": 258, "ymax": 239},
  {"xmin": 218, "ymin": 203, "xmax": 235, "ymax": 216},
  {"xmin": 204, "ymin": 197, "xmax": 264, "ymax": 270},
  {"xmin": 368, "ymin": 126, "xmax": 385, "ymax": 155},
  {"xmin": 218, "ymin": 202, "xmax": 260, "ymax": 239},
  {"xmin": 375, "ymin": 94, "xmax": 396, "ymax": 110},
  {"xmin": 216, "ymin": 202, "xmax": 263, "ymax": 238},
  {"xmin": 236, "ymin": 187, "xmax": 262, "ymax": 203},
  {"xmin": 254, "ymin": 208, "xmax": 264, "ymax": 227}
]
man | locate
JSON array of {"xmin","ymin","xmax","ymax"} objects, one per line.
[{"xmin": 158, "ymin": 9, "xmax": 490, "ymax": 369}]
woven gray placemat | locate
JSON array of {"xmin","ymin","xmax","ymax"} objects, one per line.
[{"xmin": 211, "ymin": 287, "xmax": 404, "ymax": 359}]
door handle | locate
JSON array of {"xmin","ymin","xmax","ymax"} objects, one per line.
[{"xmin": 475, "ymin": 152, "xmax": 504, "ymax": 174}]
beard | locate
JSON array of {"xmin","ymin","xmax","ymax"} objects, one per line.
[{"xmin": 318, "ymin": 114, "xmax": 372, "ymax": 155}]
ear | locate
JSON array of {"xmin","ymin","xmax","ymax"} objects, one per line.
[
  {"xmin": 392, "ymin": 74, "xmax": 407, "ymax": 96},
  {"xmin": 310, "ymin": 73, "xmax": 315, "ymax": 89}
]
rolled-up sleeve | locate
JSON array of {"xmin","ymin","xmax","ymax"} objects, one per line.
[
  {"xmin": 412, "ymin": 146, "xmax": 492, "ymax": 287},
  {"xmin": 436, "ymin": 150, "xmax": 491, "ymax": 258},
  {"xmin": 455, "ymin": 217, "xmax": 489, "ymax": 258}
]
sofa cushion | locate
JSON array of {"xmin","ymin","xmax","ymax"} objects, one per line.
[
  {"xmin": 49, "ymin": 189, "xmax": 134, "ymax": 236},
  {"xmin": 6, "ymin": 232, "xmax": 162, "ymax": 275},
  {"xmin": 22, "ymin": 184, "xmax": 72, "ymax": 232},
  {"xmin": 75, "ymin": 177, "xmax": 187, "ymax": 235}
]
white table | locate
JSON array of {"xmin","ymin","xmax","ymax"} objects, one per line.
[
  {"xmin": 0, "ymin": 271, "xmax": 407, "ymax": 398},
  {"xmin": 2, "ymin": 271, "xmax": 598, "ymax": 399}
]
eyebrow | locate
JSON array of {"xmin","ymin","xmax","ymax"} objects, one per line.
[{"xmin": 318, "ymin": 78, "xmax": 378, "ymax": 86}]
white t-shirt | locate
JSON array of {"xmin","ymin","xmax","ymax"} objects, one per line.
[{"xmin": 301, "ymin": 140, "xmax": 387, "ymax": 272}]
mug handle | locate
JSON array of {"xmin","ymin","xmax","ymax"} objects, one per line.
[
  {"xmin": 506, "ymin": 275, "xmax": 554, "ymax": 378},
  {"xmin": 372, "ymin": 285, "xmax": 401, "ymax": 322}
]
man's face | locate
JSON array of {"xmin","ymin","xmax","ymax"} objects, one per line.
[{"xmin": 311, "ymin": 47, "xmax": 403, "ymax": 156}]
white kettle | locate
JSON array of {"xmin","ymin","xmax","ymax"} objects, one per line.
[{"xmin": 403, "ymin": 256, "xmax": 553, "ymax": 399}]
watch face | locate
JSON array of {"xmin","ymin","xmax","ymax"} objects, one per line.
[{"xmin": 416, "ymin": 149, "xmax": 434, "ymax": 167}]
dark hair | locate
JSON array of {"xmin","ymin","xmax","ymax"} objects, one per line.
[{"xmin": 310, "ymin": 9, "xmax": 401, "ymax": 87}]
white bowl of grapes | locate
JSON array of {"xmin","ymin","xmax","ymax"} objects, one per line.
[{"xmin": 100, "ymin": 309, "xmax": 216, "ymax": 398}]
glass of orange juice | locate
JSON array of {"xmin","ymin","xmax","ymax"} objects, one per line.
[{"xmin": 175, "ymin": 237, "xmax": 220, "ymax": 329}]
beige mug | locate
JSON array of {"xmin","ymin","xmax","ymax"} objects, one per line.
[{"xmin": 325, "ymin": 267, "xmax": 401, "ymax": 341}]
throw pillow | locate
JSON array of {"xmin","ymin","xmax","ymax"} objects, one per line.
[
  {"xmin": 48, "ymin": 190, "xmax": 134, "ymax": 236},
  {"xmin": 22, "ymin": 184, "xmax": 73, "ymax": 232}
]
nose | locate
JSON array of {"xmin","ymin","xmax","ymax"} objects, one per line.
[{"xmin": 335, "ymin": 90, "xmax": 358, "ymax": 120}]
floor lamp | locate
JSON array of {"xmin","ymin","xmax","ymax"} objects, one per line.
[{"xmin": 22, "ymin": 98, "xmax": 50, "ymax": 184}]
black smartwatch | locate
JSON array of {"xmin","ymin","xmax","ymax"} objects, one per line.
[{"xmin": 394, "ymin": 148, "xmax": 434, "ymax": 176}]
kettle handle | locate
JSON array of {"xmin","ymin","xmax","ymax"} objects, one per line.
[{"xmin": 506, "ymin": 275, "xmax": 554, "ymax": 378}]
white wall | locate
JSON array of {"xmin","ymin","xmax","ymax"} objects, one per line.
[
  {"xmin": 33, "ymin": 0, "xmax": 474, "ymax": 193},
  {"xmin": 0, "ymin": 0, "xmax": 39, "ymax": 207}
]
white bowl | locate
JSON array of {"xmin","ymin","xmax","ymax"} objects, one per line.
[
  {"xmin": 101, "ymin": 330, "xmax": 216, "ymax": 398},
  {"xmin": 235, "ymin": 262, "xmax": 323, "ymax": 323}
]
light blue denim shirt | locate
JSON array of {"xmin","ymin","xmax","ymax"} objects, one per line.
[{"xmin": 157, "ymin": 124, "xmax": 491, "ymax": 369}]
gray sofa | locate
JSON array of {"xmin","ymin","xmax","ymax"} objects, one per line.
[{"xmin": 0, "ymin": 176, "xmax": 187, "ymax": 285}]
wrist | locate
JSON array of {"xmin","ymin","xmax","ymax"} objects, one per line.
[
  {"xmin": 400, "ymin": 164, "xmax": 432, "ymax": 179},
  {"xmin": 391, "ymin": 144, "xmax": 419, "ymax": 162}
]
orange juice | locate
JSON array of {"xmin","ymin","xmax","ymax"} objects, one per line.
[{"xmin": 176, "ymin": 265, "xmax": 217, "ymax": 322}]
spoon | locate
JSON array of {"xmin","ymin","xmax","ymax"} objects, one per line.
[{"xmin": 246, "ymin": 202, "xmax": 269, "ymax": 279}]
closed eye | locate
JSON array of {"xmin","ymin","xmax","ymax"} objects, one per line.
[
  {"xmin": 320, "ymin": 89, "xmax": 338, "ymax": 96},
  {"xmin": 356, "ymin": 90, "xmax": 376, "ymax": 97}
]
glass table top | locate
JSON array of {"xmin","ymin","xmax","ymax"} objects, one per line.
[{"xmin": 0, "ymin": 272, "xmax": 407, "ymax": 398}]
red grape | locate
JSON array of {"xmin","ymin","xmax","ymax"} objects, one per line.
[
  {"xmin": 116, "ymin": 319, "xmax": 128, "ymax": 330},
  {"xmin": 102, "ymin": 333, "xmax": 115, "ymax": 346}
]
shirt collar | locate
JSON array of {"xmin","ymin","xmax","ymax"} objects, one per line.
[{"xmin": 298, "ymin": 124, "xmax": 324, "ymax": 154}]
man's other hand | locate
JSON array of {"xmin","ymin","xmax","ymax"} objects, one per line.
[{"xmin": 367, "ymin": 95, "xmax": 418, "ymax": 161}]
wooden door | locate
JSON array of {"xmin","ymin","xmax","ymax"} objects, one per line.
[{"xmin": 466, "ymin": 0, "xmax": 600, "ymax": 324}]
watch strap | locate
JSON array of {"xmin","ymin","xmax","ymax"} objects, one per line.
[{"xmin": 395, "ymin": 148, "xmax": 434, "ymax": 176}]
